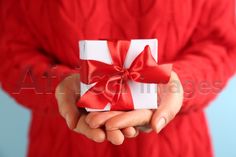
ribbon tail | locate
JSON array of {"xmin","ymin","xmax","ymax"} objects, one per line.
[
  {"xmin": 111, "ymin": 81, "xmax": 134, "ymax": 111},
  {"xmin": 77, "ymin": 81, "xmax": 110, "ymax": 109}
]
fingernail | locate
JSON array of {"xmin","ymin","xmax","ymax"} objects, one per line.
[{"xmin": 156, "ymin": 117, "xmax": 166, "ymax": 133}]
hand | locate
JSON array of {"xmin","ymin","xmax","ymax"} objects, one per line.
[
  {"xmin": 55, "ymin": 74, "xmax": 138, "ymax": 144},
  {"xmin": 87, "ymin": 71, "xmax": 183, "ymax": 144},
  {"xmin": 55, "ymin": 74, "xmax": 105, "ymax": 142}
]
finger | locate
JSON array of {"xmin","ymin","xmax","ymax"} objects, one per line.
[
  {"xmin": 106, "ymin": 130, "xmax": 124, "ymax": 145},
  {"xmin": 105, "ymin": 109, "xmax": 153, "ymax": 131},
  {"xmin": 56, "ymin": 91, "xmax": 79, "ymax": 130},
  {"xmin": 85, "ymin": 111, "xmax": 123, "ymax": 128},
  {"xmin": 122, "ymin": 127, "xmax": 139, "ymax": 138},
  {"xmin": 151, "ymin": 94, "xmax": 182, "ymax": 133},
  {"xmin": 74, "ymin": 115, "xmax": 106, "ymax": 143}
]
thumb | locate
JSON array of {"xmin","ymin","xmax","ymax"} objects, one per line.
[
  {"xmin": 55, "ymin": 85, "xmax": 80, "ymax": 130},
  {"xmin": 151, "ymin": 71, "xmax": 183, "ymax": 133},
  {"xmin": 151, "ymin": 104, "xmax": 178, "ymax": 133}
]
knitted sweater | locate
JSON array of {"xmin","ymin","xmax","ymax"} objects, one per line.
[{"xmin": 0, "ymin": 0, "xmax": 236, "ymax": 157}]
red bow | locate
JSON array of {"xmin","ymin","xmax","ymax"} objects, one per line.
[{"xmin": 77, "ymin": 40, "xmax": 172, "ymax": 110}]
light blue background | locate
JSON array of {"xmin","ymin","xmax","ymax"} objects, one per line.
[{"xmin": 0, "ymin": 77, "xmax": 236, "ymax": 157}]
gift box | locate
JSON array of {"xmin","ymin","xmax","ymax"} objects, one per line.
[{"xmin": 78, "ymin": 39, "xmax": 171, "ymax": 111}]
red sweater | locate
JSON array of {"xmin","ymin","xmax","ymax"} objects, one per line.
[{"xmin": 1, "ymin": 0, "xmax": 236, "ymax": 157}]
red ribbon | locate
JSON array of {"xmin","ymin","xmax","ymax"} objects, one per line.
[{"xmin": 77, "ymin": 40, "xmax": 172, "ymax": 110}]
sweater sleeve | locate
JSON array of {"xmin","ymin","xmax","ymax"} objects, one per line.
[
  {"xmin": 173, "ymin": 0, "xmax": 236, "ymax": 113},
  {"xmin": 0, "ymin": 1, "xmax": 79, "ymax": 111}
]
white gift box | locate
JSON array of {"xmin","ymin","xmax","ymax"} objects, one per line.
[{"xmin": 79, "ymin": 39, "xmax": 158, "ymax": 111}]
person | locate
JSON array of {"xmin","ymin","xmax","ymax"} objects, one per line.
[{"xmin": 0, "ymin": 0, "xmax": 236, "ymax": 157}]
